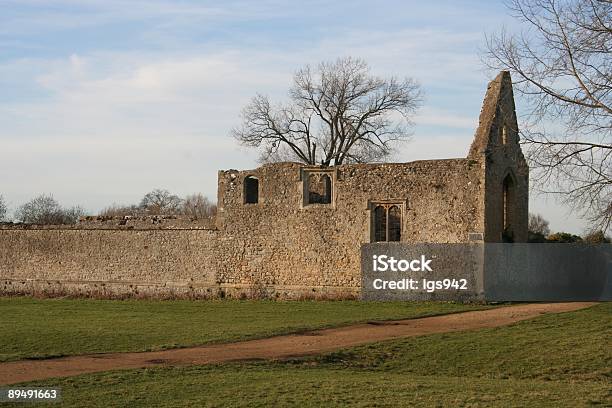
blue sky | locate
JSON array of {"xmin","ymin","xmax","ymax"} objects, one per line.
[{"xmin": 0, "ymin": 0, "xmax": 588, "ymax": 233}]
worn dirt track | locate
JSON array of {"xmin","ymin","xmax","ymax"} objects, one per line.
[{"xmin": 0, "ymin": 302, "xmax": 595, "ymax": 385}]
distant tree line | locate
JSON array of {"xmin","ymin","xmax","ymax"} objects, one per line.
[
  {"xmin": 529, "ymin": 213, "xmax": 610, "ymax": 243},
  {"xmin": 0, "ymin": 194, "xmax": 86, "ymax": 225},
  {"xmin": 15, "ymin": 195, "xmax": 86, "ymax": 225},
  {"xmin": 0, "ymin": 189, "xmax": 216, "ymax": 225},
  {"xmin": 100, "ymin": 189, "xmax": 216, "ymax": 219}
]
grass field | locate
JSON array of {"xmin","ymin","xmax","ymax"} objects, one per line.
[
  {"xmin": 0, "ymin": 297, "xmax": 486, "ymax": 362},
  {"xmin": 2, "ymin": 301, "xmax": 610, "ymax": 407}
]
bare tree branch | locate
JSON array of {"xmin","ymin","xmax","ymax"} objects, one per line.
[
  {"xmin": 232, "ymin": 57, "xmax": 422, "ymax": 166},
  {"xmin": 16, "ymin": 194, "xmax": 86, "ymax": 225},
  {"xmin": 182, "ymin": 193, "xmax": 217, "ymax": 219},
  {"xmin": 484, "ymin": 0, "xmax": 612, "ymax": 231},
  {"xmin": 139, "ymin": 189, "xmax": 183, "ymax": 215}
]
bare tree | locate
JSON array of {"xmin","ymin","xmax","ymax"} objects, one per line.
[
  {"xmin": 16, "ymin": 194, "xmax": 85, "ymax": 224},
  {"xmin": 583, "ymin": 229, "xmax": 611, "ymax": 242},
  {"xmin": 484, "ymin": 0, "xmax": 611, "ymax": 231},
  {"xmin": 182, "ymin": 193, "xmax": 216, "ymax": 219},
  {"xmin": 139, "ymin": 189, "xmax": 183, "ymax": 215},
  {"xmin": 99, "ymin": 204, "xmax": 145, "ymax": 217},
  {"xmin": 233, "ymin": 57, "xmax": 422, "ymax": 166},
  {"xmin": 528, "ymin": 212, "xmax": 551, "ymax": 242},
  {"xmin": 0, "ymin": 195, "xmax": 6, "ymax": 221},
  {"xmin": 529, "ymin": 213, "xmax": 551, "ymax": 235}
]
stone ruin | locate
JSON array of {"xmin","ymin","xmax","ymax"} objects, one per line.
[{"xmin": 0, "ymin": 72, "xmax": 528, "ymax": 300}]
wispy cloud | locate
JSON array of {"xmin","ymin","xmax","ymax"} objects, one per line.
[
  {"xmin": 0, "ymin": 19, "xmax": 497, "ymax": 204},
  {"xmin": 0, "ymin": 0, "xmax": 586, "ymax": 233}
]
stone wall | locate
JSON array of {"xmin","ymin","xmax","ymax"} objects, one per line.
[
  {"xmin": 214, "ymin": 159, "xmax": 485, "ymax": 298},
  {"xmin": 77, "ymin": 215, "xmax": 216, "ymax": 229},
  {"xmin": 0, "ymin": 157, "xmax": 486, "ymax": 300},
  {"xmin": 469, "ymin": 71, "xmax": 529, "ymax": 243},
  {"xmin": 0, "ymin": 71, "xmax": 529, "ymax": 300},
  {"xmin": 0, "ymin": 228, "xmax": 219, "ymax": 299}
]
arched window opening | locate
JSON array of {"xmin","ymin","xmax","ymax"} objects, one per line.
[
  {"xmin": 244, "ymin": 176, "xmax": 259, "ymax": 204},
  {"xmin": 372, "ymin": 204, "xmax": 403, "ymax": 242},
  {"xmin": 501, "ymin": 124, "xmax": 508, "ymax": 145},
  {"xmin": 307, "ymin": 173, "xmax": 332, "ymax": 205},
  {"xmin": 502, "ymin": 174, "xmax": 515, "ymax": 242},
  {"xmin": 388, "ymin": 206, "xmax": 402, "ymax": 242},
  {"xmin": 323, "ymin": 174, "xmax": 332, "ymax": 203},
  {"xmin": 374, "ymin": 206, "xmax": 387, "ymax": 242}
]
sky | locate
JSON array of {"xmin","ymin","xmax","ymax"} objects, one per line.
[{"xmin": 0, "ymin": 0, "xmax": 589, "ymax": 234}]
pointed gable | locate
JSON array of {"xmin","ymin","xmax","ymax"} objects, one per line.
[{"xmin": 468, "ymin": 71, "xmax": 519, "ymax": 159}]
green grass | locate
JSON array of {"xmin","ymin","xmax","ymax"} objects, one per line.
[
  {"xmin": 6, "ymin": 303, "xmax": 610, "ymax": 407},
  {"xmin": 304, "ymin": 301, "xmax": 612, "ymax": 383},
  {"xmin": 11, "ymin": 365, "xmax": 609, "ymax": 408},
  {"xmin": 0, "ymin": 297, "xmax": 486, "ymax": 361}
]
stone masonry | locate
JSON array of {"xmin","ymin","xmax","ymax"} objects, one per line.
[{"xmin": 0, "ymin": 72, "xmax": 528, "ymax": 300}]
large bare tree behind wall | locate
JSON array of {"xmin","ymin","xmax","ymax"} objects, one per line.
[
  {"xmin": 232, "ymin": 57, "xmax": 422, "ymax": 166},
  {"xmin": 484, "ymin": 0, "xmax": 611, "ymax": 231}
]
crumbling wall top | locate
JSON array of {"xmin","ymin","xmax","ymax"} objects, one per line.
[{"xmin": 0, "ymin": 215, "xmax": 217, "ymax": 230}]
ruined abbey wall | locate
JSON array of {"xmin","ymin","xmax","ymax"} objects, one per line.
[
  {"xmin": 214, "ymin": 159, "xmax": 485, "ymax": 298},
  {"xmin": 0, "ymin": 71, "xmax": 529, "ymax": 300},
  {"xmin": 0, "ymin": 158, "xmax": 486, "ymax": 300},
  {"xmin": 469, "ymin": 71, "xmax": 529, "ymax": 243},
  {"xmin": 1, "ymin": 227, "xmax": 219, "ymax": 298}
]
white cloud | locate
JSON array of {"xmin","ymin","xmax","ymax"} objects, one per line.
[
  {"xmin": 0, "ymin": 33, "xmax": 508, "ymax": 213},
  {"xmin": 2, "ymin": 23, "xmax": 485, "ymax": 142},
  {"xmin": 0, "ymin": 0, "xmax": 300, "ymax": 37},
  {"xmin": 0, "ymin": 3, "xmax": 590, "ymax": 232},
  {"xmin": 415, "ymin": 107, "xmax": 476, "ymax": 130}
]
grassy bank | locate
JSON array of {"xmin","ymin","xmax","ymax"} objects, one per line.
[
  {"xmin": 6, "ymin": 303, "xmax": 610, "ymax": 407},
  {"xmin": 0, "ymin": 297, "xmax": 485, "ymax": 361}
]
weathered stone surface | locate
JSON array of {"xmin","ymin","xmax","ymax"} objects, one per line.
[
  {"xmin": 0, "ymin": 72, "xmax": 528, "ymax": 300},
  {"xmin": 469, "ymin": 71, "xmax": 529, "ymax": 243}
]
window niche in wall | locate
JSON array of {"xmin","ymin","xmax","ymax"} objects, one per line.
[
  {"xmin": 501, "ymin": 123, "xmax": 509, "ymax": 145},
  {"xmin": 244, "ymin": 175, "xmax": 259, "ymax": 204},
  {"xmin": 373, "ymin": 206, "xmax": 387, "ymax": 242},
  {"xmin": 370, "ymin": 202, "xmax": 404, "ymax": 242},
  {"xmin": 502, "ymin": 172, "xmax": 516, "ymax": 242},
  {"xmin": 302, "ymin": 169, "xmax": 334, "ymax": 207}
]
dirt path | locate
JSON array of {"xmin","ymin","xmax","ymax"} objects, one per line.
[{"xmin": 0, "ymin": 302, "xmax": 595, "ymax": 385}]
